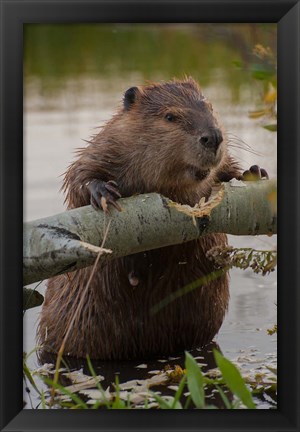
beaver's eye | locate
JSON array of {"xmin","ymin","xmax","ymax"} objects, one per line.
[{"xmin": 165, "ymin": 113, "xmax": 176, "ymax": 122}]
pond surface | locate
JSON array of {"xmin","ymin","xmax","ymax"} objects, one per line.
[{"xmin": 23, "ymin": 24, "xmax": 277, "ymax": 409}]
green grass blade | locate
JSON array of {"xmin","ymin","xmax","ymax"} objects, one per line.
[
  {"xmin": 23, "ymin": 362, "xmax": 42, "ymax": 396},
  {"xmin": 151, "ymin": 392, "xmax": 173, "ymax": 409},
  {"xmin": 171, "ymin": 375, "xmax": 187, "ymax": 408},
  {"xmin": 86, "ymin": 355, "xmax": 110, "ymax": 408},
  {"xmin": 185, "ymin": 351, "xmax": 205, "ymax": 409},
  {"xmin": 43, "ymin": 376, "xmax": 89, "ymax": 409},
  {"xmin": 214, "ymin": 350, "xmax": 256, "ymax": 409},
  {"xmin": 215, "ymin": 384, "xmax": 232, "ymax": 409}
]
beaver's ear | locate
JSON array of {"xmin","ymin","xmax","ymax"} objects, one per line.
[{"xmin": 123, "ymin": 86, "xmax": 140, "ymax": 110}]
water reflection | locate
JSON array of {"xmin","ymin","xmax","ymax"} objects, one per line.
[{"xmin": 24, "ymin": 24, "xmax": 276, "ymax": 89}]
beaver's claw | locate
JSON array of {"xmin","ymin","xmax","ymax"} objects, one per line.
[
  {"xmin": 241, "ymin": 165, "xmax": 269, "ymax": 181},
  {"xmin": 88, "ymin": 180, "xmax": 122, "ymax": 212}
]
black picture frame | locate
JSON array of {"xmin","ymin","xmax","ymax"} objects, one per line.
[{"xmin": 0, "ymin": 0, "xmax": 299, "ymax": 431}]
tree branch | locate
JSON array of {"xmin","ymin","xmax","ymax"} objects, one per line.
[{"xmin": 23, "ymin": 180, "xmax": 277, "ymax": 286}]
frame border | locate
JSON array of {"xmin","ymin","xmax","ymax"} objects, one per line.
[{"xmin": 1, "ymin": 1, "xmax": 299, "ymax": 431}]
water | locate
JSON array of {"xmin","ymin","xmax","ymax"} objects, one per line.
[{"xmin": 23, "ymin": 24, "xmax": 277, "ymax": 409}]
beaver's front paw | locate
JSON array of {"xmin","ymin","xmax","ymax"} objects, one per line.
[
  {"xmin": 241, "ymin": 165, "xmax": 269, "ymax": 181},
  {"xmin": 88, "ymin": 180, "xmax": 122, "ymax": 212}
]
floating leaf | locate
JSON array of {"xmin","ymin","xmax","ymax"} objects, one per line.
[{"xmin": 43, "ymin": 376, "xmax": 89, "ymax": 409}]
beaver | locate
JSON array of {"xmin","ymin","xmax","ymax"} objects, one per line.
[{"xmin": 37, "ymin": 77, "xmax": 267, "ymax": 360}]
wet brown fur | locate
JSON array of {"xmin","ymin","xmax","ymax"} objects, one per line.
[{"xmin": 38, "ymin": 78, "xmax": 241, "ymax": 360}]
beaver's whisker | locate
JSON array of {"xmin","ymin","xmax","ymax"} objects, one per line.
[
  {"xmin": 225, "ymin": 135, "xmax": 263, "ymax": 157},
  {"xmin": 227, "ymin": 142, "xmax": 262, "ymax": 157},
  {"xmin": 225, "ymin": 132, "xmax": 263, "ymax": 155}
]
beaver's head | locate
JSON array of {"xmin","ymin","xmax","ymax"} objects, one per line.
[{"xmin": 121, "ymin": 77, "xmax": 225, "ymax": 187}]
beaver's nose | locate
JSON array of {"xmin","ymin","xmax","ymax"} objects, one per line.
[{"xmin": 200, "ymin": 129, "xmax": 223, "ymax": 152}]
